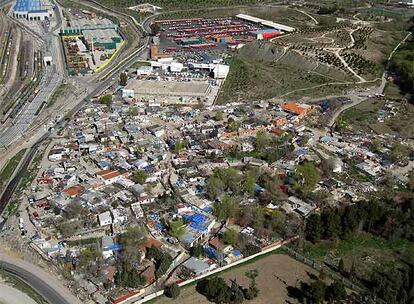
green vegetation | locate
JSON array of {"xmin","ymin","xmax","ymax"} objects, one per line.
[
  {"xmin": 389, "ymin": 35, "xmax": 414, "ymax": 99},
  {"xmin": 101, "ymin": 0, "xmax": 263, "ymax": 11},
  {"xmin": 289, "ymin": 277, "xmax": 347, "ymax": 304},
  {"xmin": 99, "ymin": 94, "xmax": 113, "ymax": 107},
  {"xmin": 189, "ymin": 244, "xmax": 203, "ymax": 257},
  {"xmin": 147, "ymin": 247, "xmax": 173, "ymax": 279},
  {"xmin": 18, "ymin": 145, "xmax": 46, "ymax": 192},
  {"xmin": 168, "ymin": 218, "xmax": 186, "ymax": 238},
  {"xmin": 131, "ymin": 61, "xmax": 151, "ymax": 69},
  {"xmin": 131, "ymin": 169, "xmax": 148, "ymax": 184},
  {"xmin": 196, "ymin": 269, "xmax": 259, "ymax": 304},
  {"xmin": 217, "ymin": 43, "xmax": 352, "ymax": 103},
  {"xmin": 47, "ymin": 83, "xmax": 72, "ymax": 108},
  {"xmin": 115, "ymin": 265, "xmax": 146, "ymax": 288},
  {"xmin": 223, "ymin": 228, "xmax": 239, "ymax": 246},
  {"xmin": 293, "ymin": 161, "xmax": 321, "ymax": 195},
  {"xmin": 119, "ymin": 72, "xmax": 128, "ymax": 86},
  {"xmin": 0, "ymin": 148, "xmax": 26, "ymax": 192},
  {"xmin": 303, "ymin": 198, "xmax": 414, "ymax": 303},
  {"xmin": 164, "ymin": 283, "xmax": 180, "ymax": 299}
]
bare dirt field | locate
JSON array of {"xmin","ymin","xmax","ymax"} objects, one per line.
[{"xmin": 156, "ymin": 254, "xmax": 316, "ymax": 304}]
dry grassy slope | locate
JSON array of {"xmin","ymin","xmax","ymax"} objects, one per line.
[{"xmin": 217, "ymin": 41, "xmax": 353, "ymax": 104}]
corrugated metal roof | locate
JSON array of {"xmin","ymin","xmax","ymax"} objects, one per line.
[
  {"xmin": 236, "ymin": 13, "xmax": 295, "ymax": 32},
  {"xmin": 13, "ymin": 0, "xmax": 42, "ymax": 12}
]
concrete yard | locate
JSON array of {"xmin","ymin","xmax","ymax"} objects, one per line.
[{"xmin": 125, "ymin": 79, "xmax": 211, "ymax": 99}]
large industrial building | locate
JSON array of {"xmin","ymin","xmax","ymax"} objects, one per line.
[
  {"xmin": 236, "ymin": 14, "xmax": 295, "ymax": 32},
  {"xmin": 83, "ymin": 28, "xmax": 122, "ymax": 51},
  {"xmin": 60, "ymin": 18, "xmax": 118, "ymax": 36},
  {"xmin": 13, "ymin": 0, "xmax": 53, "ymax": 21}
]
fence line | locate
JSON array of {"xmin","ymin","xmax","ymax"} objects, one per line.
[{"xmin": 284, "ymin": 247, "xmax": 387, "ymax": 304}]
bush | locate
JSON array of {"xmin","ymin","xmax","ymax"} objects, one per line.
[{"xmin": 164, "ymin": 283, "xmax": 180, "ymax": 299}]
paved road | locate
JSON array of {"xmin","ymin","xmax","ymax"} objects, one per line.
[{"xmin": 0, "ymin": 253, "xmax": 82, "ymax": 304}]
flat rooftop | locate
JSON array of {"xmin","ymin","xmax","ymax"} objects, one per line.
[
  {"xmin": 14, "ymin": 0, "xmax": 42, "ymax": 12},
  {"xmin": 236, "ymin": 13, "xmax": 295, "ymax": 32},
  {"xmin": 125, "ymin": 80, "xmax": 211, "ymax": 97}
]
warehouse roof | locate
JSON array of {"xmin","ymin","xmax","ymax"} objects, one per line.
[
  {"xmin": 14, "ymin": 0, "xmax": 42, "ymax": 12},
  {"xmin": 83, "ymin": 28, "xmax": 120, "ymax": 44},
  {"xmin": 236, "ymin": 14, "xmax": 295, "ymax": 32}
]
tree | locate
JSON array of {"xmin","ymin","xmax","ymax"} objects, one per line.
[
  {"xmin": 227, "ymin": 117, "xmax": 240, "ymax": 132},
  {"xmin": 243, "ymin": 171, "xmax": 257, "ymax": 195},
  {"xmin": 223, "ymin": 228, "xmax": 238, "ymax": 246},
  {"xmin": 131, "ymin": 170, "xmax": 148, "ymax": 184},
  {"xmin": 150, "ymin": 23, "xmax": 161, "ymax": 35},
  {"xmin": 129, "ymin": 106, "xmax": 138, "ymax": 116},
  {"xmin": 207, "ymin": 176, "xmax": 225, "ymax": 200},
  {"xmin": 189, "ymin": 245, "xmax": 203, "ymax": 257},
  {"xmin": 305, "ymin": 214, "xmax": 323, "ymax": 243},
  {"xmin": 120, "ymin": 225, "xmax": 146, "ymax": 269},
  {"xmin": 322, "ymin": 210, "xmax": 341, "ymax": 239},
  {"xmin": 64, "ymin": 201, "xmax": 84, "ymax": 219},
  {"xmin": 214, "ymin": 195, "xmax": 238, "ymax": 220},
  {"xmin": 165, "ymin": 283, "xmax": 180, "ymax": 299},
  {"xmin": 294, "ymin": 161, "xmax": 321, "ymax": 195},
  {"xmin": 214, "ymin": 111, "xmax": 223, "ymax": 121},
  {"xmin": 306, "ymin": 280, "xmax": 327, "ymax": 304},
  {"xmin": 255, "ymin": 130, "xmax": 268, "ymax": 153},
  {"xmin": 338, "ymin": 258, "xmax": 346, "ymax": 276},
  {"xmin": 231, "ymin": 279, "xmax": 244, "ymax": 304},
  {"xmin": 78, "ymin": 246, "xmax": 100, "ymax": 269},
  {"xmin": 172, "ymin": 141, "xmax": 186, "ymax": 153},
  {"xmin": 168, "ymin": 218, "xmax": 186, "ymax": 238},
  {"xmin": 99, "ymin": 94, "xmax": 112, "ymax": 107},
  {"xmin": 119, "ymin": 72, "xmax": 128, "ymax": 86},
  {"xmin": 196, "ymin": 277, "xmax": 232, "ymax": 303},
  {"xmin": 390, "ymin": 142, "xmax": 410, "ymax": 164}
]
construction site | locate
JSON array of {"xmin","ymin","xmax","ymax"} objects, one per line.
[{"xmin": 61, "ymin": 15, "xmax": 124, "ymax": 75}]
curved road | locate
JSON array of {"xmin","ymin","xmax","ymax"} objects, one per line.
[{"xmin": 0, "ymin": 253, "xmax": 82, "ymax": 304}]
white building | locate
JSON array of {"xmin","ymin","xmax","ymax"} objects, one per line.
[
  {"xmin": 98, "ymin": 211, "xmax": 112, "ymax": 226},
  {"xmin": 213, "ymin": 64, "xmax": 229, "ymax": 79},
  {"xmin": 137, "ymin": 65, "xmax": 153, "ymax": 76},
  {"xmin": 112, "ymin": 207, "xmax": 128, "ymax": 224}
]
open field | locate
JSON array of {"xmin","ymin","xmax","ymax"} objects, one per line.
[
  {"xmin": 217, "ymin": 41, "xmax": 354, "ymax": 103},
  {"xmin": 337, "ymin": 98, "xmax": 414, "ymax": 138},
  {"xmin": 303, "ymin": 233, "xmax": 414, "ymax": 284},
  {"xmin": 155, "ymin": 254, "xmax": 317, "ymax": 304},
  {"xmin": 101, "ymin": 0, "xmax": 266, "ymax": 12}
]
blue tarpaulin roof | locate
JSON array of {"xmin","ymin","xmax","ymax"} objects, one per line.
[
  {"xmin": 14, "ymin": 0, "xmax": 42, "ymax": 12},
  {"xmin": 105, "ymin": 243, "xmax": 122, "ymax": 251},
  {"xmin": 189, "ymin": 223, "xmax": 207, "ymax": 231}
]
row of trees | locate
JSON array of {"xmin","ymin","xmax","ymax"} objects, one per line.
[
  {"xmin": 305, "ymin": 199, "xmax": 414, "ymax": 243},
  {"xmin": 147, "ymin": 247, "xmax": 173, "ymax": 279},
  {"xmin": 389, "ymin": 36, "xmax": 414, "ymax": 100},
  {"xmin": 289, "ymin": 278, "xmax": 347, "ymax": 304},
  {"xmin": 196, "ymin": 269, "xmax": 259, "ymax": 303}
]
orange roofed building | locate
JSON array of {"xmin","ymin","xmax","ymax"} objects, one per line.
[
  {"xmin": 282, "ymin": 102, "xmax": 314, "ymax": 119},
  {"xmin": 96, "ymin": 170, "xmax": 122, "ymax": 186}
]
